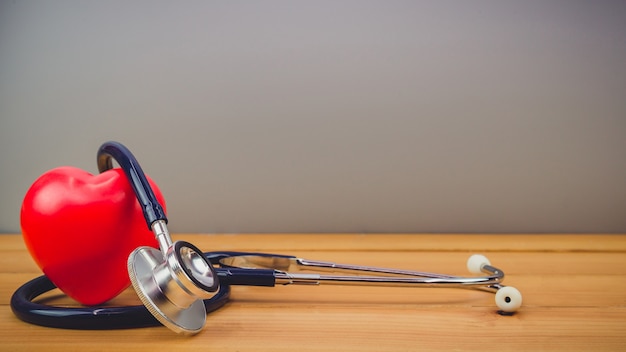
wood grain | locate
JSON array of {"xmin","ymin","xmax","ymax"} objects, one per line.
[{"xmin": 1, "ymin": 234, "xmax": 625, "ymax": 351}]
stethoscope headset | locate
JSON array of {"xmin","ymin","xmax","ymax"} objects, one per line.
[{"xmin": 11, "ymin": 141, "xmax": 522, "ymax": 335}]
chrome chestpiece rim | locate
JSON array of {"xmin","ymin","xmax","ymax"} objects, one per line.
[
  {"xmin": 128, "ymin": 220, "xmax": 219, "ymax": 335},
  {"xmin": 128, "ymin": 242, "xmax": 219, "ymax": 335}
]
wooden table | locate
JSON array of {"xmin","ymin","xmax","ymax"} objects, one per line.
[{"xmin": 2, "ymin": 234, "xmax": 625, "ymax": 351}]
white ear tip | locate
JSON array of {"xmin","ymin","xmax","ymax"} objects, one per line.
[
  {"xmin": 495, "ymin": 286, "xmax": 523, "ymax": 313},
  {"xmin": 467, "ymin": 254, "xmax": 491, "ymax": 274}
]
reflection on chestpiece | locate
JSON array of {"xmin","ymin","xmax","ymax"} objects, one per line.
[{"xmin": 129, "ymin": 221, "xmax": 219, "ymax": 334}]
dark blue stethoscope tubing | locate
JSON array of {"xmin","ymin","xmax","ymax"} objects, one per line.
[
  {"xmin": 97, "ymin": 141, "xmax": 167, "ymax": 230},
  {"xmin": 208, "ymin": 251, "xmax": 288, "ymax": 287},
  {"xmin": 10, "ymin": 274, "xmax": 231, "ymax": 330},
  {"xmin": 9, "ymin": 251, "xmax": 284, "ymax": 330}
]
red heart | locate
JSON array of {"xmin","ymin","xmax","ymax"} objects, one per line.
[{"xmin": 20, "ymin": 166, "xmax": 165, "ymax": 305}]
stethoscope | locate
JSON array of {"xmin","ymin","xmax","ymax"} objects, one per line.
[{"xmin": 11, "ymin": 141, "xmax": 522, "ymax": 335}]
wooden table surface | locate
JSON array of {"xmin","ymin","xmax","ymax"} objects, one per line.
[{"xmin": 1, "ymin": 233, "xmax": 625, "ymax": 351}]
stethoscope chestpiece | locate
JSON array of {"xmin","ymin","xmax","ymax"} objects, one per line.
[
  {"xmin": 97, "ymin": 141, "xmax": 221, "ymax": 335},
  {"xmin": 128, "ymin": 237, "xmax": 219, "ymax": 335}
]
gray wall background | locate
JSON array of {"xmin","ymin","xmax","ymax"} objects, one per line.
[{"xmin": 1, "ymin": 1, "xmax": 625, "ymax": 234}]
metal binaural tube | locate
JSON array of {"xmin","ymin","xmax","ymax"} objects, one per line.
[
  {"xmin": 273, "ymin": 271, "xmax": 502, "ymax": 288},
  {"xmin": 219, "ymin": 254, "xmax": 505, "ymax": 286},
  {"xmin": 295, "ymin": 259, "xmax": 461, "ymax": 279},
  {"xmin": 273, "ymin": 259, "xmax": 505, "ymax": 289}
]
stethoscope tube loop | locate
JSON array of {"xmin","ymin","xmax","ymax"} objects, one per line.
[
  {"xmin": 9, "ymin": 274, "xmax": 230, "ymax": 330},
  {"xmin": 97, "ymin": 141, "xmax": 167, "ymax": 229}
]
